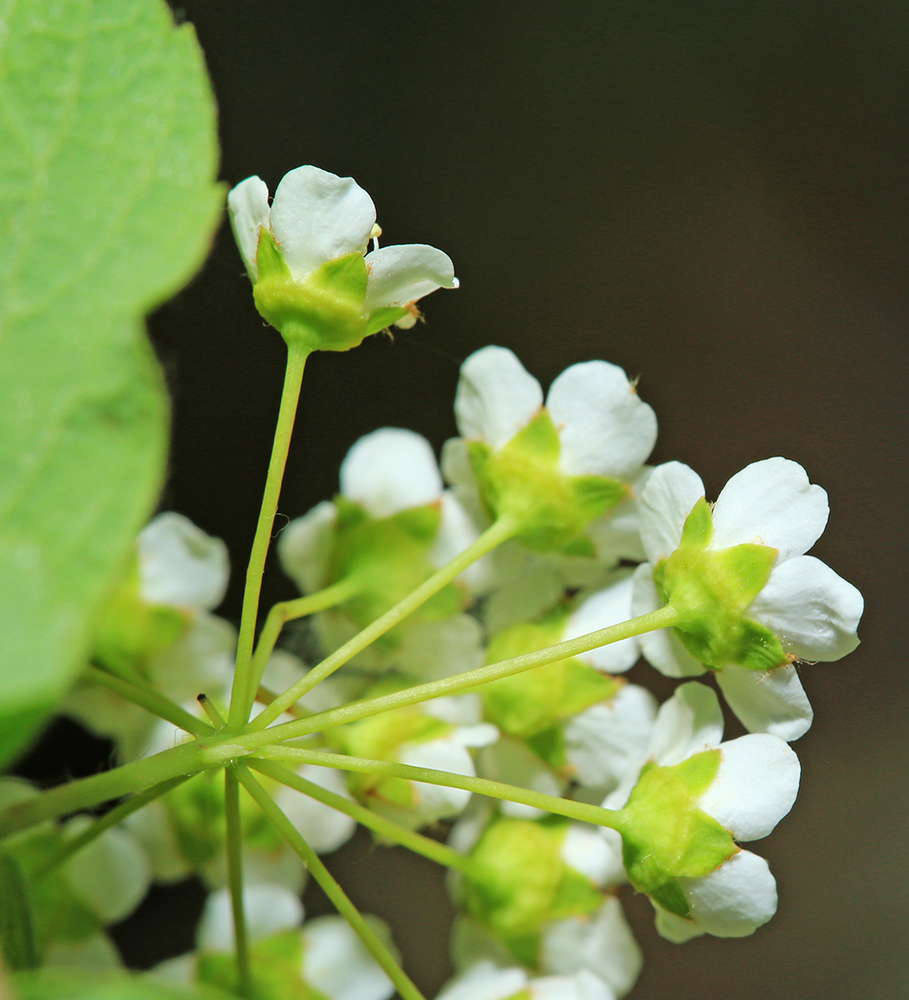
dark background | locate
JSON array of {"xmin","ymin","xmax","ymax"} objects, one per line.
[{"xmin": 28, "ymin": 2, "xmax": 909, "ymax": 998}]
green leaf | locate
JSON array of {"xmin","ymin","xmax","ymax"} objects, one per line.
[{"xmin": 0, "ymin": 0, "xmax": 222, "ymax": 766}]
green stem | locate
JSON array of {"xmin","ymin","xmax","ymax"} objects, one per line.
[
  {"xmin": 228, "ymin": 344, "xmax": 311, "ymax": 731},
  {"xmin": 0, "ymin": 606, "xmax": 681, "ymax": 840},
  {"xmin": 248, "ymin": 758, "xmax": 472, "ymax": 873},
  {"xmin": 224, "ymin": 771, "xmax": 253, "ymax": 998},
  {"xmin": 247, "ymin": 516, "xmax": 520, "ymax": 731},
  {"xmin": 33, "ymin": 775, "xmax": 192, "ymax": 879},
  {"xmin": 235, "ymin": 766, "xmax": 427, "ymax": 1000},
  {"xmin": 240, "ymin": 604, "xmax": 682, "ymax": 748},
  {"xmin": 197, "ymin": 693, "xmax": 227, "ymax": 729},
  {"xmin": 253, "ymin": 746, "xmax": 626, "ymax": 833},
  {"xmin": 84, "ymin": 664, "xmax": 212, "ymax": 738},
  {"xmin": 0, "ymin": 739, "xmax": 238, "ymax": 841},
  {"xmin": 245, "ymin": 575, "xmax": 367, "ymax": 710}
]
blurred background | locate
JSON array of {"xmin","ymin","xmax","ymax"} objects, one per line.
[{"xmin": 21, "ymin": 2, "xmax": 908, "ymax": 997}]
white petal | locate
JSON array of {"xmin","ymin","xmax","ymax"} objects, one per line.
[
  {"xmin": 546, "ymin": 361, "xmax": 657, "ymax": 480},
  {"xmin": 398, "ymin": 736, "xmax": 476, "ymax": 822},
  {"xmin": 278, "ymin": 501, "xmax": 338, "ymax": 594},
  {"xmin": 698, "ymin": 734, "xmax": 800, "ymax": 841},
  {"xmin": 653, "ymin": 905, "xmax": 704, "ymax": 943},
  {"xmin": 748, "ymin": 555, "xmax": 863, "ymax": 661},
  {"xmin": 275, "ymin": 766, "xmax": 357, "ymax": 856},
  {"xmin": 392, "ymin": 616, "xmax": 485, "ymax": 681},
  {"xmin": 562, "ymin": 684, "xmax": 657, "ymax": 791},
  {"xmin": 429, "ymin": 490, "xmax": 481, "ymax": 576},
  {"xmin": 560, "ymin": 825, "xmax": 626, "ymax": 888},
  {"xmin": 637, "ymin": 462, "xmax": 705, "ymax": 565},
  {"xmin": 422, "ymin": 693, "xmax": 484, "ymax": 725},
  {"xmin": 436, "ymin": 962, "xmax": 528, "ymax": 1000},
  {"xmin": 632, "ymin": 565, "xmax": 705, "ymax": 679},
  {"xmin": 301, "ymin": 914, "xmax": 395, "ymax": 1000},
  {"xmin": 680, "ymin": 850, "xmax": 777, "ymax": 937},
  {"xmin": 149, "ymin": 613, "xmax": 236, "ymax": 706},
  {"xmin": 650, "ymin": 681, "xmax": 724, "ymax": 766},
  {"xmin": 363, "ymin": 244, "xmax": 457, "ymax": 309},
  {"xmin": 123, "ymin": 799, "xmax": 192, "ymax": 883},
  {"xmin": 269, "ymin": 165, "xmax": 376, "ymax": 281},
  {"xmin": 138, "ymin": 512, "xmax": 229, "ymax": 612},
  {"xmin": 454, "ymin": 346, "xmax": 543, "ymax": 449},
  {"xmin": 710, "ymin": 458, "xmax": 829, "ymax": 561},
  {"xmin": 586, "ymin": 467, "xmax": 653, "ymax": 565},
  {"xmin": 227, "ymin": 175, "xmax": 270, "ymax": 278},
  {"xmin": 540, "ymin": 897, "xmax": 642, "ymax": 998},
  {"xmin": 532, "ymin": 970, "xmax": 617, "ymax": 1000},
  {"xmin": 477, "ymin": 737, "xmax": 565, "ymax": 820},
  {"xmin": 565, "ymin": 573, "xmax": 640, "ymax": 674},
  {"xmin": 198, "ymin": 885, "xmax": 303, "ymax": 951},
  {"xmin": 716, "ymin": 663, "xmax": 814, "ymax": 741},
  {"xmin": 64, "ymin": 821, "xmax": 150, "ymax": 924},
  {"xmin": 340, "ymin": 428, "xmax": 442, "ymax": 518}
]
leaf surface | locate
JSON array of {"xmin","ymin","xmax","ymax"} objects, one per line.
[{"xmin": 0, "ymin": 0, "xmax": 222, "ymax": 765}]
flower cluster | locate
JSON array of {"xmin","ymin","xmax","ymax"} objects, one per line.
[{"xmin": 13, "ymin": 166, "xmax": 862, "ymax": 1000}]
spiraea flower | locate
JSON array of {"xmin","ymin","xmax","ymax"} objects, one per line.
[
  {"xmin": 64, "ymin": 513, "xmax": 235, "ymax": 760},
  {"xmin": 279, "ymin": 427, "xmax": 483, "ymax": 676},
  {"xmin": 609, "ymin": 682, "xmax": 801, "ymax": 942},
  {"xmin": 228, "ymin": 165, "xmax": 457, "ymax": 350},
  {"xmin": 155, "ymin": 885, "xmax": 394, "ymax": 1000},
  {"xmin": 441, "ymin": 347, "xmax": 657, "ymax": 629},
  {"xmin": 632, "ymin": 458, "xmax": 863, "ymax": 740}
]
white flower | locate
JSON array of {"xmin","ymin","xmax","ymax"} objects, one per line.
[
  {"xmin": 632, "ymin": 458, "xmax": 864, "ymax": 740},
  {"xmin": 137, "ymin": 512, "xmax": 229, "ymax": 613},
  {"xmin": 612, "ymin": 682, "xmax": 801, "ymax": 942},
  {"xmin": 228, "ymin": 164, "xmax": 457, "ymax": 325},
  {"xmin": 452, "ymin": 347, "xmax": 656, "ymax": 478},
  {"xmin": 279, "ymin": 428, "xmax": 482, "ymax": 675},
  {"xmin": 437, "ymin": 961, "xmax": 619, "ymax": 1000},
  {"xmin": 540, "ymin": 897, "xmax": 642, "ymax": 997},
  {"xmin": 441, "ymin": 347, "xmax": 657, "ymax": 604}
]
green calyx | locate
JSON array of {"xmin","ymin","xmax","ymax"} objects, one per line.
[
  {"xmin": 252, "ymin": 230, "xmax": 386, "ymax": 352},
  {"xmin": 164, "ymin": 771, "xmax": 283, "ymax": 868},
  {"xmin": 655, "ymin": 498, "xmax": 791, "ymax": 672},
  {"xmin": 326, "ymin": 498, "xmax": 462, "ymax": 646},
  {"xmin": 468, "ymin": 410, "xmax": 627, "ymax": 552},
  {"xmin": 481, "ymin": 610, "xmax": 619, "ymax": 739},
  {"xmin": 619, "ymin": 751, "xmax": 736, "ymax": 918},
  {"xmin": 461, "ymin": 817, "xmax": 603, "ymax": 959},
  {"xmin": 329, "ymin": 677, "xmax": 450, "ymax": 812},
  {"xmin": 198, "ymin": 928, "xmax": 332, "ymax": 1000}
]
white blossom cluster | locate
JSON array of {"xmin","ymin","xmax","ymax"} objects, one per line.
[{"xmin": 4, "ymin": 167, "xmax": 863, "ymax": 999}]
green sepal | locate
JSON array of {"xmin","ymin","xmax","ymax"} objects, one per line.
[
  {"xmin": 481, "ymin": 613, "xmax": 619, "ymax": 738},
  {"xmin": 0, "ymin": 853, "xmax": 38, "ymax": 970},
  {"xmin": 165, "ymin": 771, "xmax": 283, "ymax": 869},
  {"xmin": 619, "ymin": 753, "xmax": 737, "ymax": 918},
  {"xmin": 329, "ymin": 677, "xmax": 449, "ymax": 812},
  {"xmin": 89, "ymin": 559, "xmax": 189, "ymax": 676},
  {"xmin": 327, "ymin": 498, "xmax": 460, "ymax": 645},
  {"xmin": 462, "ymin": 819, "xmax": 564, "ymax": 938},
  {"xmin": 364, "ymin": 306, "xmax": 409, "ymax": 336},
  {"xmin": 526, "ymin": 725, "xmax": 567, "ymax": 772},
  {"xmin": 462, "ymin": 817, "xmax": 602, "ymax": 944},
  {"xmin": 252, "ymin": 234, "xmax": 370, "ymax": 352},
  {"xmin": 468, "ymin": 410, "xmax": 628, "ymax": 551},
  {"xmin": 198, "ymin": 928, "xmax": 330, "ymax": 1000},
  {"xmin": 656, "ymin": 500, "xmax": 790, "ymax": 672}
]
